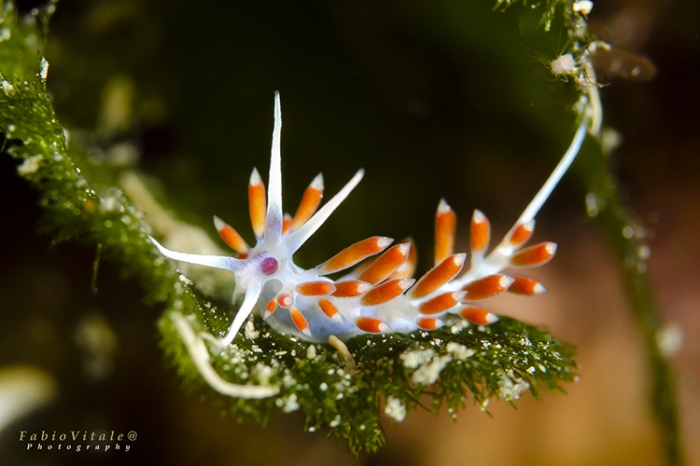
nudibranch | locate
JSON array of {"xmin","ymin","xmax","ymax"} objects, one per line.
[{"xmin": 152, "ymin": 92, "xmax": 588, "ymax": 346}]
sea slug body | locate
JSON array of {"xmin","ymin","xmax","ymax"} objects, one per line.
[{"xmin": 152, "ymin": 92, "xmax": 588, "ymax": 346}]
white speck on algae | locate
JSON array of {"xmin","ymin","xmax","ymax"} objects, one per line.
[
  {"xmin": 384, "ymin": 396, "xmax": 406, "ymax": 422},
  {"xmin": 17, "ymin": 155, "xmax": 42, "ymax": 176}
]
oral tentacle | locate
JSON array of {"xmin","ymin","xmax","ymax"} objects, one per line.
[
  {"xmin": 265, "ymin": 91, "xmax": 284, "ymax": 243},
  {"xmin": 150, "ymin": 237, "xmax": 242, "ymax": 272},
  {"xmin": 221, "ymin": 279, "xmax": 263, "ymax": 346}
]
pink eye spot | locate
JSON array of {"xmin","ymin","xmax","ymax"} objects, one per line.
[{"xmin": 260, "ymin": 256, "xmax": 279, "ymax": 275}]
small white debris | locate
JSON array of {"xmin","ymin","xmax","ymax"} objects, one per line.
[
  {"xmin": 480, "ymin": 399, "xmax": 490, "ymax": 412},
  {"xmin": 585, "ymin": 192, "xmax": 600, "ymax": 217},
  {"xmin": 329, "ymin": 335, "xmax": 356, "ymax": 373},
  {"xmin": 40, "ymin": 57, "xmax": 49, "ymax": 80},
  {"xmin": 2, "ymin": 80, "xmax": 13, "ymax": 94},
  {"xmin": 450, "ymin": 320, "xmax": 469, "ymax": 334},
  {"xmin": 306, "ymin": 344, "xmax": 317, "ymax": 359},
  {"xmin": 498, "ymin": 375, "xmax": 530, "ymax": 401},
  {"xmin": 656, "ymin": 322, "xmax": 683, "ymax": 358},
  {"xmin": 572, "ymin": 0, "xmax": 593, "ymax": 16},
  {"xmin": 519, "ymin": 337, "xmax": 532, "ymax": 346},
  {"xmin": 105, "ymin": 142, "xmax": 139, "ymax": 167},
  {"xmin": 446, "ymin": 342, "xmax": 475, "ymax": 361},
  {"xmin": 637, "ymin": 245, "xmax": 651, "ymax": 260},
  {"xmin": 550, "ymin": 53, "xmax": 576, "ymax": 76},
  {"xmin": 526, "ymin": 366, "xmax": 536, "ymax": 374},
  {"xmin": 412, "ymin": 354, "xmax": 452, "ymax": 386},
  {"xmin": 401, "ymin": 349, "xmax": 435, "ymax": 369},
  {"xmin": 281, "ymin": 372, "xmax": 297, "ymax": 388},
  {"xmin": 244, "ymin": 321, "xmax": 259, "ymax": 340},
  {"xmin": 401, "ymin": 348, "xmax": 453, "ymax": 385},
  {"xmin": 100, "ymin": 195, "xmax": 120, "ymax": 213},
  {"xmin": 276, "ymin": 393, "xmax": 299, "ymax": 413},
  {"xmin": 308, "ymin": 426, "xmax": 316, "ymax": 433},
  {"xmin": 0, "ymin": 27, "xmax": 11, "ymax": 41},
  {"xmin": 17, "ymin": 155, "xmax": 42, "ymax": 176},
  {"xmin": 178, "ymin": 274, "xmax": 193, "ymax": 286},
  {"xmin": 251, "ymin": 345, "xmax": 262, "ymax": 353},
  {"xmin": 384, "ymin": 396, "xmax": 406, "ymax": 422},
  {"xmin": 253, "ymin": 363, "xmax": 274, "ymax": 385},
  {"xmin": 319, "ymin": 382, "xmax": 328, "ymax": 392},
  {"xmin": 329, "ymin": 415, "xmax": 341, "ymax": 428},
  {"xmin": 601, "ymin": 127, "xmax": 622, "ymax": 153}
]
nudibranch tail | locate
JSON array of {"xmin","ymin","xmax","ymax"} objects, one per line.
[{"xmin": 152, "ymin": 93, "xmax": 589, "ymax": 351}]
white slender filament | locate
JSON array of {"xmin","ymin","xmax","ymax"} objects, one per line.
[
  {"xmin": 172, "ymin": 313, "xmax": 278, "ymax": 398},
  {"xmin": 265, "ymin": 91, "xmax": 284, "ymax": 243},
  {"xmin": 150, "ymin": 237, "xmax": 242, "ymax": 272},
  {"xmin": 515, "ymin": 119, "xmax": 588, "ymax": 225},
  {"xmin": 221, "ymin": 280, "xmax": 263, "ymax": 346},
  {"xmin": 284, "ymin": 169, "xmax": 365, "ymax": 254}
]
